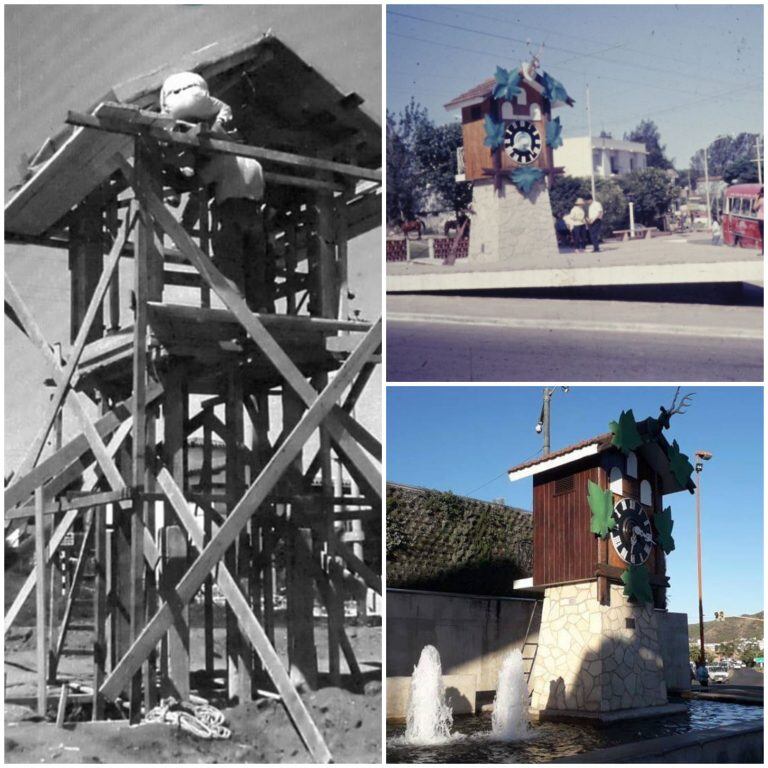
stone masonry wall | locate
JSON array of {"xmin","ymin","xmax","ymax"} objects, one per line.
[
  {"xmin": 530, "ymin": 583, "xmax": 668, "ymax": 714},
  {"xmin": 468, "ymin": 178, "xmax": 558, "ymax": 263}
]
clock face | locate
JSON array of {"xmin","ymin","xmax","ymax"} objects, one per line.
[
  {"xmin": 610, "ymin": 498, "xmax": 653, "ymax": 565},
  {"xmin": 504, "ymin": 120, "xmax": 542, "ymax": 165}
]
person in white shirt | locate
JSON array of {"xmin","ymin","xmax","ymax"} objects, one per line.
[
  {"xmin": 569, "ymin": 198, "xmax": 588, "ymax": 251},
  {"xmin": 585, "ymin": 194, "xmax": 604, "ymax": 253}
]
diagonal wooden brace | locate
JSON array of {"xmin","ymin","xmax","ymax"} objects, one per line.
[
  {"xmin": 156, "ymin": 467, "xmax": 332, "ymax": 764},
  {"xmin": 99, "ymin": 319, "xmax": 380, "ymax": 704},
  {"xmin": 10, "ymin": 215, "xmax": 136, "ymax": 478},
  {"xmin": 120, "ymin": 155, "xmax": 382, "ymax": 491}
]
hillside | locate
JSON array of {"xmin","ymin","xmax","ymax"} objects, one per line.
[
  {"xmin": 688, "ymin": 611, "xmax": 764, "ymax": 644},
  {"xmin": 386, "ymin": 482, "xmax": 532, "ymax": 597}
]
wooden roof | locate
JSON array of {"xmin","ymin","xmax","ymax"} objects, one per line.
[{"xmin": 5, "ymin": 33, "xmax": 380, "ymax": 238}]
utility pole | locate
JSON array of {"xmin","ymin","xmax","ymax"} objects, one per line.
[
  {"xmin": 703, "ymin": 146, "xmax": 712, "ymax": 229},
  {"xmin": 586, "ymin": 85, "xmax": 596, "ymax": 200},
  {"xmin": 695, "ymin": 450, "xmax": 713, "ymax": 665},
  {"xmin": 542, "ymin": 389, "xmax": 552, "ymax": 455}
]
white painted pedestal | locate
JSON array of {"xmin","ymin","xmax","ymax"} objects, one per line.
[{"xmin": 468, "ymin": 178, "xmax": 559, "ymax": 263}]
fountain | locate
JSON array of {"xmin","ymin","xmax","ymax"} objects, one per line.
[
  {"xmin": 404, "ymin": 645, "xmax": 454, "ymax": 744},
  {"xmin": 491, "ymin": 649, "xmax": 530, "ymax": 741}
]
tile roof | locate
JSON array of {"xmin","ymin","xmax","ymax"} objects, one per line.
[{"xmin": 386, "ymin": 483, "xmax": 532, "ymax": 597}]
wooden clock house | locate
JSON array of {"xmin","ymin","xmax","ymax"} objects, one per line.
[
  {"xmin": 508, "ymin": 415, "xmax": 695, "ymax": 720},
  {"xmin": 508, "ymin": 427, "xmax": 694, "ymax": 605},
  {"xmin": 445, "ymin": 61, "xmax": 573, "ymax": 184},
  {"xmin": 444, "ymin": 58, "xmax": 574, "ymax": 263}
]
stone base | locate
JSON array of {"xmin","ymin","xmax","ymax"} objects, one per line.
[
  {"xmin": 530, "ymin": 583, "xmax": 669, "ymax": 715},
  {"xmin": 531, "ymin": 701, "xmax": 688, "ymax": 724},
  {"xmin": 468, "ymin": 178, "xmax": 558, "ymax": 263}
]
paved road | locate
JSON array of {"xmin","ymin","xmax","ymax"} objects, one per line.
[
  {"xmin": 729, "ymin": 668, "xmax": 764, "ymax": 688},
  {"xmin": 387, "ymin": 296, "xmax": 763, "ymax": 382}
]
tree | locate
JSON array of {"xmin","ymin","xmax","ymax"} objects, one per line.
[
  {"xmin": 690, "ymin": 645, "xmax": 715, "ymax": 664},
  {"xmin": 386, "ymin": 99, "xmax": 472, "ymax": 222},
  {"xmin": 739, "ymin": 641, "xmax": 761, "ymax": 667},
  {"xmin": 722, "ymin": 157, "xmax": 760, "ymax": 184},
  {"xmin": 619, "ymin": 168, "xmax": 679, "ymax": 227},
  {"xmin": 624, "ymin": 120, "xmax": 673, "ymax": 169},
  {"xmin": 690, "ymin": 133, "xmax": 762, "ymax": 179}
]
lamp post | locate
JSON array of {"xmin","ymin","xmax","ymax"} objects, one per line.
[
  {"xmin": 535, "ymin": 387, "xmax": 569, "ymax": 455},
  {"xmin": 695, "ymin": 449, "xmax": 713, "ymax": 664}
]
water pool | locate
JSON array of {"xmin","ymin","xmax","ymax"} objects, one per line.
[{"xmin": 387, "ymin": 699, "xmax": 763, "ymax": 763}]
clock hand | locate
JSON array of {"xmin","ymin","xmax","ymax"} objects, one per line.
[{"xmin": 633, "ymin": 525, "xmax": 653, "ymax": 543}]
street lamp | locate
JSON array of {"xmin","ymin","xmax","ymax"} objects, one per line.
[
  {"xmin": 695, "ymin": 449, "xmax": 713, "ymax": 665},
  {"xmin": 536, "ymin": 387, "xmax": 570, "ymax": 455}
]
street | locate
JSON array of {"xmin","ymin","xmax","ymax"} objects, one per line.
[{"xmin": 387, "ymin": 296, "xmax": 763, "ymax": 381}]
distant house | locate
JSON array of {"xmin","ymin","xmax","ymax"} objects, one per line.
[{"xmin": 554, "ymin": 135, "xmax": 648, "ymax": 178}]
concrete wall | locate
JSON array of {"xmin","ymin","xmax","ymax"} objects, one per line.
[
  {"xmin": 657, "ymin": 611, "xmax": 692, "ymax": 693},
  {"xmin": 555, "ymin": 722, "xmax": 763, "ymax": 763},
  {"xmin": 386, "ymin": 589, "xmax": 540, "ymax": 719}
]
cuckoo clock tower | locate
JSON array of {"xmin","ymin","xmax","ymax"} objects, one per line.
[
  {"xmin": 445, "ymin": 56, "xmax": 573, "ymax": 263},
  {"xmin": 508, "ymin": 400, "xmax": 695, "ymax": 721}
]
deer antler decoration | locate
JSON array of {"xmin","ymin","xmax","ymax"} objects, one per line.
[{"xmin": 658, "ymin": 387, "xmax": 695, "ymax": 430}]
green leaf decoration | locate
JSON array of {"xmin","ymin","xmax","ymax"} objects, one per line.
[
  {"xmin": 621, "ymin": 564, "xmax": 653, "ymax": 604},
  {"xmin": 654, "ymin": 505, "xmax": 675, "ymax": 555},
  {"xmin": 483, "ymin": 114, "xmax": 505, "ymax": 149},
  {"xmin": 587, "ymin": 480, "xmax": 614, "ymax": 538},
  {"xmin": 542, "ymin": 71, "xmax": 571, "ymax": 104},
  {"xmin": 668, "ymin": 439, "xmax": 694, "ymax": 488},
  {"xmin": 608, "ymin": 409, "xmax": 643, "ymax": 454},
  {"xmin": 492, "ymin": 66, "xmax": 523, "ymax": 102},
  {"xmin": 546, "ymin": 116, "xmax": 563, "ymax": 149},
  {"xmin": 509, "ymin": 166, "xmax": 544, "ymax": 196}
]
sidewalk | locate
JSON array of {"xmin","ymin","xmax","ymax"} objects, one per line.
[{"xmin": 387, "ymin": 235, "xmax": 763, "ymax": 293}]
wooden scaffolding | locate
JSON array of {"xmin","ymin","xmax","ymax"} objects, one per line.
[{"xmin": 4, "ymin": 34, "xmax": 381, "ymax": 763}]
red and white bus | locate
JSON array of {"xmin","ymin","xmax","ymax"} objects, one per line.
[{"xmin": 721, "ymin": 183, "xmax": 763, "ymax": 249}]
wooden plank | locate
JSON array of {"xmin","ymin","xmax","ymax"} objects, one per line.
[
  {"xmin": 162, "ymin": 526, "xmax": 190, "ymax": 700},
  {"xmin": 93, "ymin": 494, "xmax": 107, "ymax": 720},
  {"xmin": 5, "ymin": 124, "xmax": 132, "ymax": 236},
  {"xmin": 72, "ymin": 104, "xmax": 382, "ymax": 182},
  {"xmin": 100, "ymin": 319, "xmax": 380, "ymax": 702},
  {"xmin": 128, "ymin": 142, "xmax": 150, "ymax": 721},
  {"xmin": 6, "ymin": 489, "xmax": 132, "ymax": 521},
  {"xmin": 56, "ymin": 683, "xmax": 69, "ymax": 727},
  {"xmin": 333, "ymin": 538, "xmax": 381, "ymax": 595},
  {"xmin": 155, "ymin": 468, "xmax": 332, "ymax": 764},
  {"xmin": 328, "ymin": 406, "xmax": 381, "ymax": 461},
  {"xmin": 35, "ymin": 487, "xmax": 47, "ymax": 716}
]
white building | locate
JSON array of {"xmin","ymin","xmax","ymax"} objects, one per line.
[{"xmin": 554, "ymin": 135, "xmax": 648, "ymax": 178}]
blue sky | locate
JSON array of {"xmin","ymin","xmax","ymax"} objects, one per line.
[
  {"xmin": 387, "ymin": 386, "xmax": 763, "ymax": 622},
  {"xmin": 387, "ymin": 4, "xmax": 763, "ymax": 168}
]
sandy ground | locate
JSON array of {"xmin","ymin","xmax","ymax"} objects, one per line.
[{"xmin": 5, "ymin": 615, "xmax": 381, "ymax": 763}]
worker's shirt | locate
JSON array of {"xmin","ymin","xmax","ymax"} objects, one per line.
[
  {"xmin": 588, "ymin": 201, "xmax": 604, "ymax": 222},
  {"xmin": 198, "ymin": 155, "xmax": 265, "ymax": 204}
]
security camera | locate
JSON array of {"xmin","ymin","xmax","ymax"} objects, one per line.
[
  {"xmin": 535, "ymin": 422, "xmax": 543, "ymax": 434},
  {"xmin": 562, "ymin": 386, "xmax": 570, "ymax": 393}
]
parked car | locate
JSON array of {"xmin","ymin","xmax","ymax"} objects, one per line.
[{"xmin": 707, "ymin": 664, "xmax": 730, "ymax": 684}]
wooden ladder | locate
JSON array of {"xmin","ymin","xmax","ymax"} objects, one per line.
[
  {"xmin": 48, "ymin": 510, "xmax": 96, "ymax": 681},
  {"xmin": 521, "ymin": 599, "xmax": 543, "ymax": 694}
]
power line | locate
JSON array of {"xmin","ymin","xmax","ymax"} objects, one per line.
[
  {"xmin": 388, "ymin": 10, "xmax": 760, "ymax": 89},
  {"xmin": 464, "ymin": 447, "xmax": 542, "ymax": 498}
]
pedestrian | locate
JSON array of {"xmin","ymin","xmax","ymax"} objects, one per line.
[
  {"xmin": 696, "ymin": 659, "xmax": 709, "ymax": 688},
  {"xmin": 585, "ymin": 193, "xmax": 604, "ymax": 253},
  {"xmin": 755, "ymin": 188, "xmax": 764, "ymax": 254},
  {"xmin": 569, "ymin": 197, "xmax": 588, "ymax": 251},
  {"xmin": 711, "ymin": 217, "xmax": 722, "ymax": 246}
]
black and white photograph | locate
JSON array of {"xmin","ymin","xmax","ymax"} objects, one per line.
[{"xmin": 4, "ymin": 4, "xmax": 382, "ymax": 763}]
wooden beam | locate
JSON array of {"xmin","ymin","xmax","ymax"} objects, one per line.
[
  {"xmin": 328, "ymin": 406, "xmax": 381, "ymax": 461},
  {"xmin": 99, "ymin": 320, "xmax": 380, "ymax": 702},
  {"xmin": 594, "ymin": 562, "xmax": 670, "ymax": 588},
  {"xmin": 333, "ymin": 538, "xmax": 381, "ymax": 595},
  {"xmin": 35, "ymin": 487, "xmax": 47, "ymax": 716},
  {"xmin": 126, "ymin": 169, "xmax": 381, "ymax": 510},
  {"xmin": 68, "ymin": 105, "xmax": 382, "ymax": 183},
  {"xmin": 12, "ymin": 215, "xmax": 135, "ymax": 480},
  {"xmin": 162, "ymin": 526, "xmax": 190, "ymax": 700},
  {"xmin": 155, "ymin": 468, "xmax": 332, "ymax": 763},
  {"xmin": 6, "ymin": 489, "xmax": 133, "ymax": 520}
]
